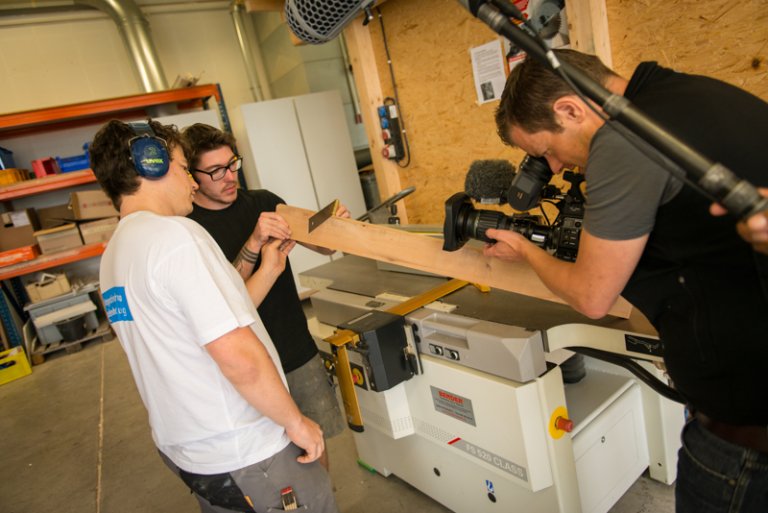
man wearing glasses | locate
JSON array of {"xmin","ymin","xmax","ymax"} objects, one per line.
[{"xmin": 183, "ymin": 123, "xmax": 347, "ymax": 471}]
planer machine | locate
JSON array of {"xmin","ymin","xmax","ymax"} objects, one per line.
[{"xmin": 302, "ymin": 255, "xmax": 684, "ymax": 513}]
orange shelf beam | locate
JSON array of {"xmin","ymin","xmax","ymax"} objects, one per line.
[
  {"xmin": 0, "ymin": 242, "xmax": 107, "ymax": 281},
  {"xmin": 0, "ymin": 84, "xmax": 221, "ymax": 134},
  {"xmin": 0, "ymin": 170, "xmax": 97, "ymax": 201}
]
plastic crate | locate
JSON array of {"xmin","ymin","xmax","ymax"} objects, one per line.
[
  {"xmin": 0, "ymin": 347, "xmax": 32, "ymax": 386},
  {"xmin": 0, "ymin": 146, "xmax": 15, "ymax": 170},
  {"xmin": 55, "ymin": 143, "xmax": 90, "ymax": 173}
]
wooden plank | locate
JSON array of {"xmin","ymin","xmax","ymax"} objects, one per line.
[
  {"xmin": 588, "ymin": 0, "xmax": 613, "ymax": 66},
  {"xmin": 566, "ymin": 0, "xmax": 612, "ymax": 65},
  {"xmin": 277, "ymin": 205, "xmax": 634, "ymax": 318}
]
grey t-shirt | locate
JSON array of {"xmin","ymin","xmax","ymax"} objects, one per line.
[{"xmin": 584, "ymin": 123, "xmax": 684, "ymax": 240}]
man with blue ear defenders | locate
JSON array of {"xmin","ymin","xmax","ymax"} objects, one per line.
[
  {"xmin": 90, "ymin": 119, "xmax": 339, "ymax": 513},
  {"xmin": 127, "ymin": 121, "xmax": 171, "ymax": 179}
]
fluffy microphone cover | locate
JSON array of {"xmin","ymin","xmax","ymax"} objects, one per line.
[{"xmin": 464, "ymin": 159, "xmax": 516, "ymax": 204}]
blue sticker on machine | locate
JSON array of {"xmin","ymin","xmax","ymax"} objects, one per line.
[{"xmin": 102, "ymin": 287, "xmax": 133, "ymax": 323}]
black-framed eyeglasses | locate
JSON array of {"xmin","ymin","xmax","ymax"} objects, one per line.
[{"xmin": 193, "ymin": 155, "xmax": 243, "ymax": 181}]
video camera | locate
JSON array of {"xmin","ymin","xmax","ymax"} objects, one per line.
[{"xmin": 442, "ymin": 157, "xmax": 586, "ymax": 262}]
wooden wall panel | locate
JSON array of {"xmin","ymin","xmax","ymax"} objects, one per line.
[
  {"xmin": 365, "ymin": 0, "xmax": 526, "ymax": 224},
  {"xmin": 606, "ymin": 0, "xmax": 768, "ymax": 99}
]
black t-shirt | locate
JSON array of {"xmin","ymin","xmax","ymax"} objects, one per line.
[
  {"xmin": 616, "ymin": 62, "xmax": 768, "ymax": 425},
  {"xmin": 188, "ymin": 190, "xmax": 317, "ymax": 373}
]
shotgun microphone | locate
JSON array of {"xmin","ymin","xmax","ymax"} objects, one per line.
[
  {"xmin": 284, "ymin": 0, "xmax": 375, "ymax": 44},
  {"xmin": 285, "ymin": 0, "xmax": 492, "ymax": 44}
]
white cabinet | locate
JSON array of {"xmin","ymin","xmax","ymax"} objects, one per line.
[{"xmin": 234, "ymin": 90, "xmax": 367, "ymax": 294}]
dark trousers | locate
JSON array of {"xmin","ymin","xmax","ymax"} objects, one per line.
[{"xmin": 676, "ymin": 419, "xmax": 768, "ymax": 513}]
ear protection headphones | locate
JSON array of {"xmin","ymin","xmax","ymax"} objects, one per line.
[{"xmin": 128, "ymin": 121, "xmax": 170, "ymax": 179}]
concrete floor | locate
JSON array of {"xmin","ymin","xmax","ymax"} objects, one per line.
[{"xmin": 0, "ymin": 337, "xmax": 676, "ymax": 513}]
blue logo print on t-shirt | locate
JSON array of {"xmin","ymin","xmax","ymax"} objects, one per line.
[{"xmin": 102, "ymin": 287, "xmax": 133, "ymax": 323}]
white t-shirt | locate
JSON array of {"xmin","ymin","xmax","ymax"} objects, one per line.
[{"xmin": 99, "ymin": 211, "xmax": 290, "ymax": 474}]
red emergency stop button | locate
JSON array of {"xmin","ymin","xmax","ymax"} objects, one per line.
[
  {"xmin": 548, "ymin": 406, "xmax": 572, "ymax": 439},
  {"xmin": 555, "ymin": 416, "xmax": 574, "ymax": 433}
]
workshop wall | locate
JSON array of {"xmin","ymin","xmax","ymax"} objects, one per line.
[
  {"xmin": 607, "ymin": 0, "xmax": 768, "ymax": 99},
  {"xmin": 365, "ymin": 0, "xmax": 525, "ymax": 225},
  {"xmin": 0, "ymin": 6, "xmax": 254, "ymax": 114},
  {"xmin": 0, "ymin": 5, "xmax": 366, "ymax": 174},
  {"xmin": 366, "ymin": 0, "xmax": 768, "ymax": 224}
]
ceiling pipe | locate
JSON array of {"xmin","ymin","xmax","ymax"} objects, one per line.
[
  {"xmin": 0, "ymin": 0, "xmax": 169, "ymax": 94},
  {"xmin": 230, "ymin": 0, "xmax": 272, "ymax": 102},
  {"xmin": 76, "ymin": 0, "xmax": 169, "ymax": 93}
]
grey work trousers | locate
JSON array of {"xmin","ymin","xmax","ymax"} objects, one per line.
[{"xmin": 160, "ymin": 442, "xmax": 339, "ymax": 513}]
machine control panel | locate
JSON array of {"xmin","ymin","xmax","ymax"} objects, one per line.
[{"xmin": 408, "ymin": 309, "xmax": 546, "ymax": 383}]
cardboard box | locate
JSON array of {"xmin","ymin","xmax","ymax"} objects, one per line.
[
  {"xmin": 25, "ymin": 273, "xmax": 72, "ymax": 303},
  {"xmin": 0, "ymin": 224, "xmax": 37, "ymax": 252},
  {"xmin": 34, "ymin": 224, "xmax": 83, "ymax": 254},
  {"xmin": 78, "ymin": 217, "xmax": 118, "ymax": 244},
  {"xmin": 36, "ymin": 203, "xmax": 75, "ymax": 229},
  {"xmin": 1, "ymin": 208, "xmax": 39, "ymax": 229},
  {"xmin": 69, "ymin": 190, "xmax": 118, "ymax": 220},
  {"xmin": 0, "ymin": 245, "xmax": 38, "ymax": 268}
]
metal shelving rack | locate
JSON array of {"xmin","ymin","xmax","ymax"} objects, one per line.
[{"xmin": 0, "ymin": 84, "xmax": 228, "ymax": 351}]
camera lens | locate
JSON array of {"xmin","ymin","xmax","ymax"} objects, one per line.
[{"xmin": 466, "ymin": 209, "xmax": 510, "ymax": 243}]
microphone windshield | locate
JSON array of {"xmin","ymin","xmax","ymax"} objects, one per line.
[
  {"xmin": 464, "ymin": 159, "xmax": 516, "ymax": 204},
  {"xmin": 285, "ymin": 0, "xmax": 374, "ymax": 44}
]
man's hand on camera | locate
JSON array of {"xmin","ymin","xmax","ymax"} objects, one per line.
[
  {"xmin": 709, "ymin": 187, "xmax": 768, "ymax": 255},
  {"xmin": 482, "ymin": 228, "xmax": 530, "ymax": 261}
]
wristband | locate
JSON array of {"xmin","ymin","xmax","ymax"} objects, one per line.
[{"xmin": 239, "ymin": 245, "xmax": 259, "ymax": 264}]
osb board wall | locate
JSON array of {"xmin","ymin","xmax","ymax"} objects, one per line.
[
  {"xmin": 366, "ymin": 0, "xmax": 526, "ymax": 224},
  {"xmin": 365, "ymin": 0, "xmax": 767, "ymax": 224},
  {"xmin": 607, "ymin": 0, "xmax": 768, "ymax": 100}
]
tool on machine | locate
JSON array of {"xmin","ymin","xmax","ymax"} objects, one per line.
[
  {"xmin": 324, "ymin": 277, "xmax": 472, "ymax": 431},
  {"xmin": 356, "ymin": 185, "xmax": 416, "ymax": 223},
  {"xmin": 301, "ymin": 253, "xmax": 685, "ymax": 512},
  {"xmin": 306, "ymin": 199, "xmax": 480, "ymax": 433}
]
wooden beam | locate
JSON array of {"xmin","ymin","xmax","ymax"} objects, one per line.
[
  {"xmin": 277, "ymin": 205, "xmax": 633, "ymax": 318},
  {"xmin": 566, "ymin": 0, "xmax": 613, "ymax": 66},
  {"xmin": 244, "ymin": 0, "xmax": 283, "ymax": 12},
  {"xmin": 343, "ymin": 18, "xmax": 409, "ymax": 222}
]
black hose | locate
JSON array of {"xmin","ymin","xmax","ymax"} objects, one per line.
[{"xmin": 569, "ymin": 346, "xmax": 686, "ymax": 404}]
